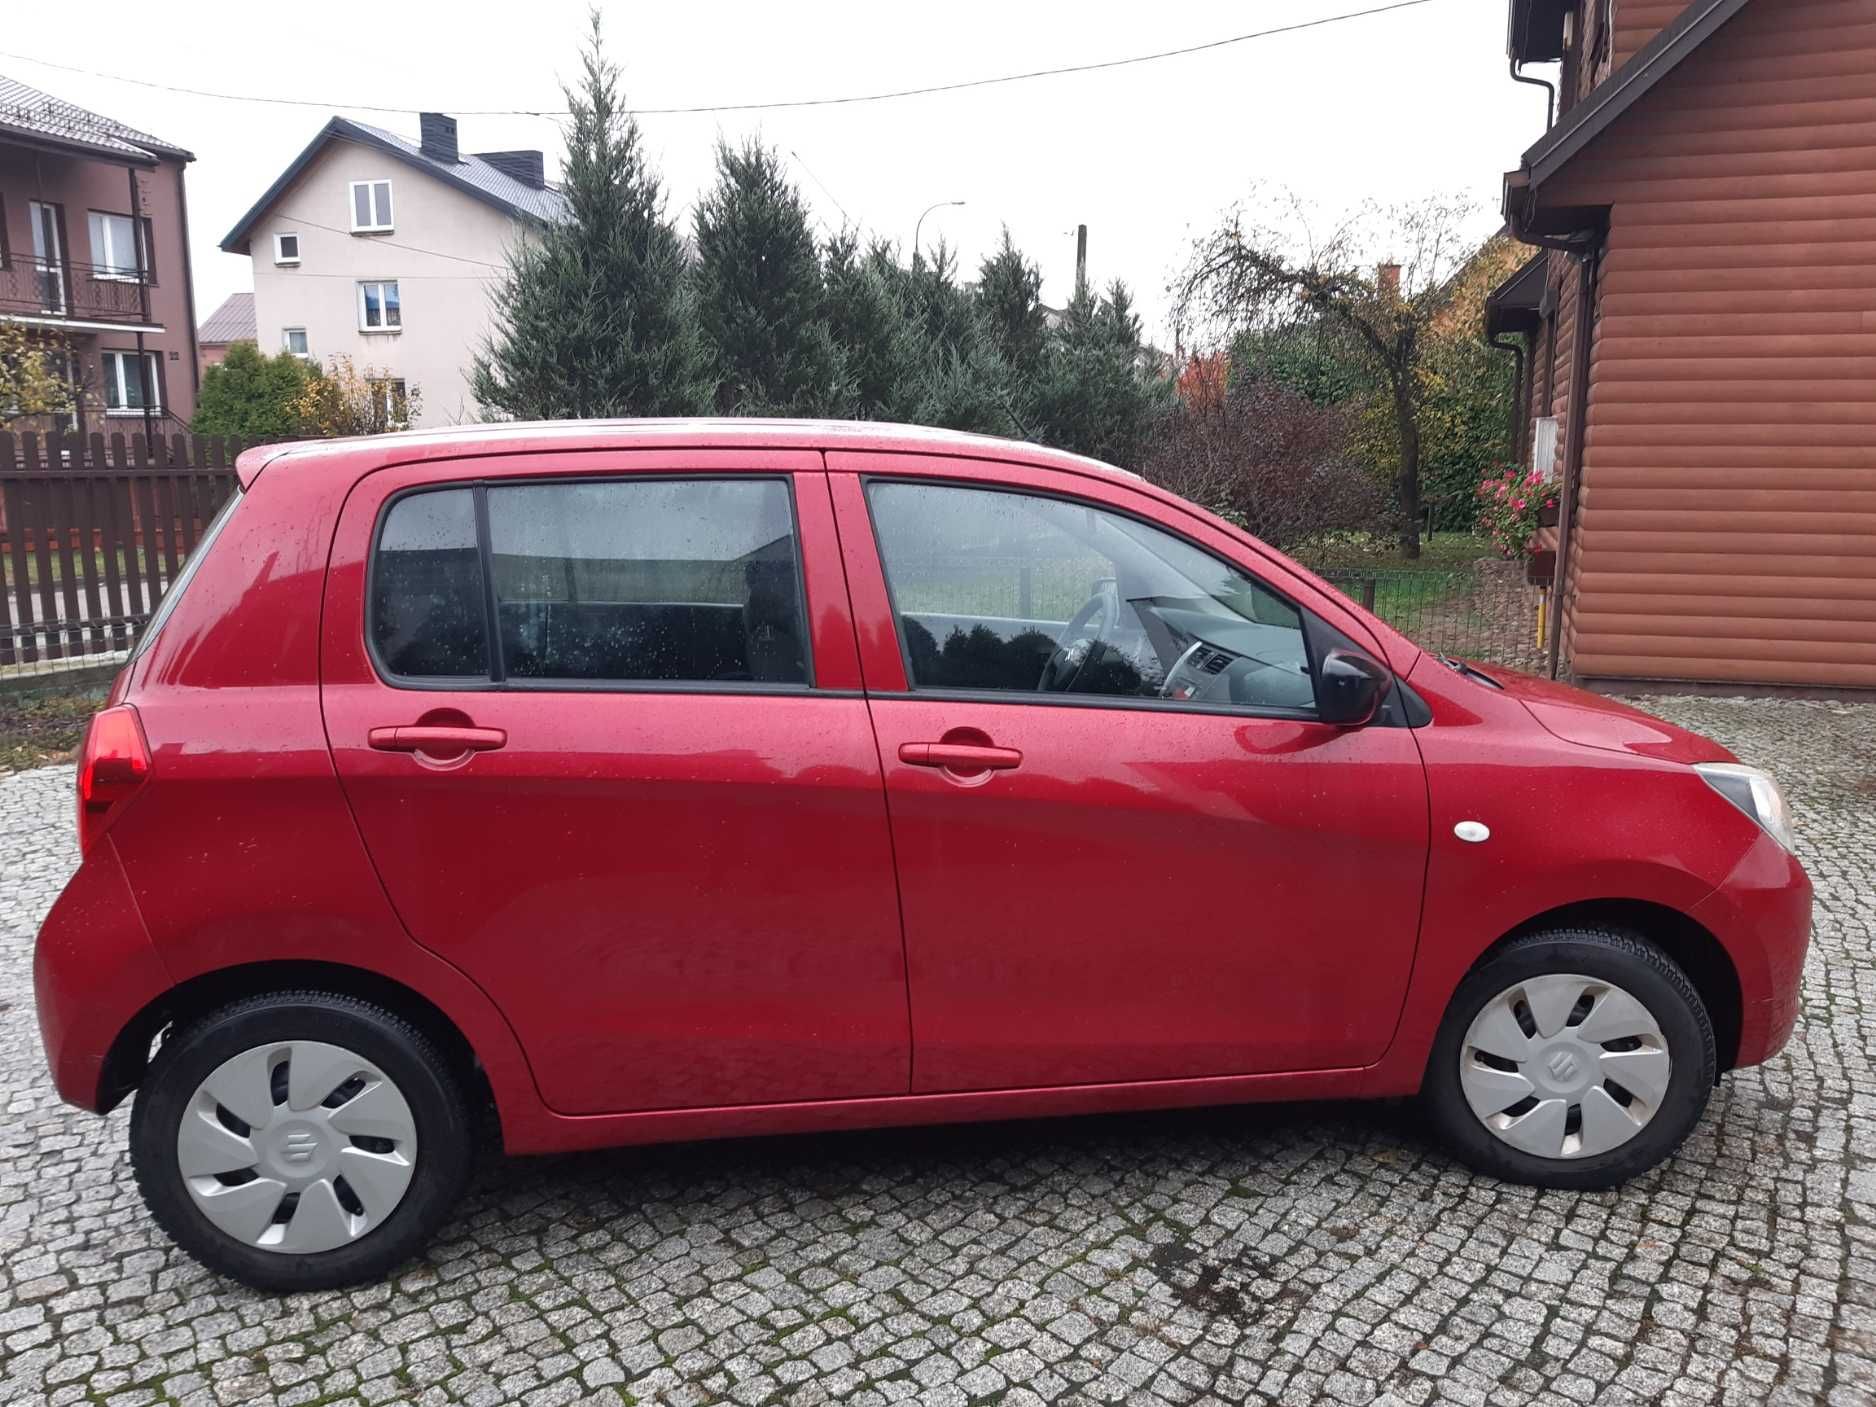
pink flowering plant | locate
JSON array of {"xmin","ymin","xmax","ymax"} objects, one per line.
[{"xmin": 1476, "ymin": 465, "xmax": 1556, "ymax": 559}]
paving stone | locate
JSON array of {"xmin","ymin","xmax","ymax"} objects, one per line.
[{"xmin": 2, "ymin": 694, "xmax": 1872, "ymax": 1403}]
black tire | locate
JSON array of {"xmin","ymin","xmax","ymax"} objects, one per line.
[
  {"xmin": 130, "ymin": 991, "xmax": 474, "ymax": 1292},
  {"xmin": 1423, "ymin": 927, "xmax": 1716, "ymax": 1191}
]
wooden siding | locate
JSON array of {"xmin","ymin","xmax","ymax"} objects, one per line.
[
  {"xmin": 1613, "ymin": 0, "xmax": 1693, "ymax": 67},
  {"xmin": 1538, "ymin": 0, "xmax": 1876, "ymax": 688}
]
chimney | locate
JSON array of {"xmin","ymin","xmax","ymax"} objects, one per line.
[
  {"xmin": 475, "ymin": 149, "xmax": 547, "ymax": 189},
  {"xmin": 1377, "ymin": 261, "xmax": 1402, "ymax": 298},
  {"xmin": 419, "ymin": 112, "xmax": 459, "ymax": 164}
]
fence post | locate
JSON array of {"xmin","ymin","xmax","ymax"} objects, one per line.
[
  {"xmin": 0, "ymin": 432, "xmax": 16, "ymax": 665},
  {"xmin": 1360, "ymin": 577, "xmax": 1377, "ymax": 613}
]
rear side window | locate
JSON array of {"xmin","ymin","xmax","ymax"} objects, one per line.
[
  {"xmin": 368, "ymin": 478, "xmax": 808, "ymax": 687},
  {"xmin": 132, "ymin": 487, "xmax": 242, "ymax": 659},
  {"xmin": 372, "ymin": 489, "xmax": 489, "ymax": 678}
]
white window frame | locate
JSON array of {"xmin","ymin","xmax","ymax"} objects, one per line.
[
  {"xmin": 101, "ymin": 350, "xmax": 162, "ymax": 415},
  {"xmin": 273, "ymin": 232, "xmax": 301, "ymax": 265},
  {"xmin": 87, "ymin": 210, "xmax": 145, "ymax": 282},
  {"xmin": 369, "ymin": 377, "xmax": 410, "ymax": 429},
  {"xmin": 282, "ymin": 327, "xmax": 311, "ymax": 359},
  {"xmin": 357, "ymin": 279, "xmax": 402, "ymax": 332},
  {"xmin": 348, "ymin": 180, "xmax": 394, "ymax": 233}
]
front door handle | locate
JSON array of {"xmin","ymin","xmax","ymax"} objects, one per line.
[
  {"xmin": 368, "ymin": 725, "xmax": 508, "ymax": 754},
  {"xmin": 899, "ymin": 741, "xmax": 1023, "ymax": 770}
]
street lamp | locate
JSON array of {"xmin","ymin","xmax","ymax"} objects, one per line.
[{"xmin": 913, "ymin": 200, "xmax": 966, "ymax": 268}]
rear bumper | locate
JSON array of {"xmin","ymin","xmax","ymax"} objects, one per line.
[
  {"xmin": 1690, "ymin": 832, "xmax": 1812, "ymax": 1069},
  {"xmin": 33, "ymin": 840, "xmax": 168, "ymax": 1112}
]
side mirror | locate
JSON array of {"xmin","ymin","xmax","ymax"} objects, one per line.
[{"xmin": 1318, "ymin": 648, "xmax": 1390, "ymax": 727}]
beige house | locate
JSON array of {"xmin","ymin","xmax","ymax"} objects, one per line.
[{"xmin": 220, "ymin": 114, "xmax": 565, "ymax": 428}]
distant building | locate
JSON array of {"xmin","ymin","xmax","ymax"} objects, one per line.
[
  {"xmin": 0, "ymin": 74, "xmax": 199, "ymax": 433},
  {"xmin": 197, "ymin": 291, "xmax": 255, "ymax": 372},
  {"xmin": 220, "ymin": 113, "xmax": 567, "ymax": 429}
]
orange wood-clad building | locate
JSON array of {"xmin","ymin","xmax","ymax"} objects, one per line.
[{"xmin": 1488, "ymin": 0, "xmax": 1876, "ymax": 690}]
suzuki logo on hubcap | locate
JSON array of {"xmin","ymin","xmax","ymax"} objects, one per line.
[
  {"xmin": 1546, "ymin": 1050, "xmax": 1580, "ymax": 1082},
  {"xmin": 281, "ymin": 1131, "xmax": 320, "ymax": 1166}
]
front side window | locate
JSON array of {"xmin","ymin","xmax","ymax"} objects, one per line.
[
  {"xmin": 350, "ymin": 180, "xmax": 393, "ymax": 232},
  {"xmin": 87, "ymin": 211, "xmax": 146, "ymax": 280},
  {"xmin": 357, "ymin": 279, "xmax": 401, "ymax": 330},
  {"xmin": 368, "ymin": 478, "xmax": 809, "ymax": 688},
  {"xmin": 371, "ymin": 489, "xmax": 489, "ymax": 678},
  {"xmin": 868, "ymin": 481, "xmax": 1315, "ymax": 713},
  {"xmin": 101, "ymin": 350, "xmax": 162, "ymax": 413}
]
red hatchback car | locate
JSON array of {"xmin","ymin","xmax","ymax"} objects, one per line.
[{"xmin": 35, "ymin": 422, "xmax": 1810, "ymax": 1290}]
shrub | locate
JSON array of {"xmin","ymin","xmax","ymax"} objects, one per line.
[{"xmin": 1476, "ymin": 465, "xmax": 1555, "ymax": 559}]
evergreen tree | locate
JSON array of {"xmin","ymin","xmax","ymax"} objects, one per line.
[
  {"xmin": 693, "ymin": 139, "xmax": 852, "ymax": 416},
  {"xmin": 821, "ymin": 231, "xmax": 923, "ymax": 419},
  {"xmin": 976, "ymin": 229, "xmax": 1048, "ymax": 382},
  {"xmin": 1032, "ymin": 280, "xmax": 1170, "ymax": 467},
  {"xmin": 887, "ymin": 241, "xmax": 1023, "ymax": 437},
  {"xmin": 191, "ymin": 341, "xmax": 318, "ymax": 440},
  {"xmin": 472, "ymin": 12, "xmax": 713, "ymax": 420}
]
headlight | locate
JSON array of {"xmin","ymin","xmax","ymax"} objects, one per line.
[{"xmin": 1695, "ymin": 762, "xmax": 1796, "ymax": 853}]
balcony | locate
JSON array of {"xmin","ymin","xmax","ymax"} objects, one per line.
[{"xmin": 0, "ymin": 258, "xmax": 157, "ymax": 329}]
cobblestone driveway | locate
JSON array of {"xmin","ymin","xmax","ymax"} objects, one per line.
[{"xmin": 2, "ymin": 696, "xmax": 1872, "ymax": 1407}]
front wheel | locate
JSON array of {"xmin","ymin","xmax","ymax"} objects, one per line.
[
  {"xmin": 1424, "ymin": 928, "xmax": 1717, "ymax": 1190},
  {"xmin": 130, "ymin": 991, "xmax": 474, "ymax": 1291}
]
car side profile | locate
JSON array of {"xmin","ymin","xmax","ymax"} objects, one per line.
[{"xmin": 34, "ymin": 421, "xmax": 1811, "ymax": 1291}]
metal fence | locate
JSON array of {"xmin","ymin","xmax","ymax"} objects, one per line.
[
  {"xmin": 1, "ymin": 430, "xmax": 245, "ymax": 679},
  {"xmin": 1315, "ymin": 561, "xmax": 1547, "ymax": 674}
]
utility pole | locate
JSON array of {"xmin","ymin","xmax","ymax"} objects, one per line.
[{"xmin": 1075, "ymin": 224, "xmax": 1088, "ymax": 296}]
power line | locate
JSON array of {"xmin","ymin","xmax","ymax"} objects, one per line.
[
  {"xmin": 0, "ymin": 3, "xmax": 1431, "ymax": 120},
  {"xmin": 274, "ymin": 213, "xmax": 507, "ymax": 268}
]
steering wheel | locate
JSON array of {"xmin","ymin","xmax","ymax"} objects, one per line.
[{"xmin": 1037, "ymin": 582, "xmax": 1120, "ymax": 693}]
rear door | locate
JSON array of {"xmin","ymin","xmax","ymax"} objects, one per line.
[
  {"xmin": 830, "ymin": 455, "xmax": 1430, "ymax": 1094},
  {"xmin": 320, "ymin": 450, "xmax": 909, "ymax": 1115}
]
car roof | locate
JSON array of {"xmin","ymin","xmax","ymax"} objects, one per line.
[{"xmin": 235, "ymin": 418, "xmax": 1144, "ymax": 490}]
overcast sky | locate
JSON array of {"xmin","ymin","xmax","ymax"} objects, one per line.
[{"xmin": 9, "ymin": 0, "xmax": 1548, "ymax": 348}]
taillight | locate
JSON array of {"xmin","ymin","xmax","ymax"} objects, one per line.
[{"xmin": 76, "ymin": 704, "xmax": 151, "ymax": 855}]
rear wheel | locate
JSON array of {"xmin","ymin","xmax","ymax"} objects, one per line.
[
  {"xmin": 1424, "ymin": 928, "xmax": 1716, "ymax": 1190},
  {"xmin": 130, "ymin": 992, "xmax": 473, "ymax": 1291}
]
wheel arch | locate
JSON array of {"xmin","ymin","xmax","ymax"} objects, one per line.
[
  {"xmin": 98, "ymin": 959, "xmax": 503, "ymax": 1146},
  {"xmin": 1491, "ymin": 898, "xmax": 1744, "ymax": 1074}
]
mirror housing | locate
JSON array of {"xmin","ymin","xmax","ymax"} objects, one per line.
[{"xmin": 1317, "ymin": 648, "xmax": 1390, "ymax": 727}]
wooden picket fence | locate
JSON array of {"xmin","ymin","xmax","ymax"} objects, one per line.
[{"xmin": 0, "ymin": 430, "xmax": 248, "ymax": 671}]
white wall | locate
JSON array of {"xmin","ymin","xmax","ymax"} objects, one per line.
[{"xmin": 247, "ymin": 135, "xmax": 527, "ymax": 428}]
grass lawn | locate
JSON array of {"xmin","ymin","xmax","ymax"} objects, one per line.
[{"xmin": 0, "ymin": 683, "xmax": 106, "ymax": 774}]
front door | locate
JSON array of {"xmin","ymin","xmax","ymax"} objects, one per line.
[
  {"xmin": 833, "ymin": 464, "xmax": 1430, "ymax": 1094},
  {"xmin": 321, "ymin": 453, "xmax": 909, "ymax": 1115}
]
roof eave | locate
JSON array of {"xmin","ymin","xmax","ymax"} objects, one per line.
[
  {"xmin": 220, "ymin": 116, "xmax": 556, "ymax": 253},
  {"xmin": 0, "ymin": 124, "xmax": 158, "ymax": 166},
  {"xmin": 1506, "ymin": 0, "xmax": 1752, "ymax": 209}
]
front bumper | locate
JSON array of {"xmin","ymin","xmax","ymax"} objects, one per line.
[{"xmin": 1690, "ymin": 830, "xmax": 1812, "ymax": 1069}]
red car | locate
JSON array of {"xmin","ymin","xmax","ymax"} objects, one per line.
[{"xmin": 35, "ymin": 422, "xmax": 1810, "ymax": 1291}]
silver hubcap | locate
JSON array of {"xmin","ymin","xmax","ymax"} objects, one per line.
[
  {"xmin": 176, "ymin": 1041, "xmax": 418, "ymax": 1254},
  {"xmin": 1459, "ymin": 973, "xmax": 1672, "ymax": 1160}
]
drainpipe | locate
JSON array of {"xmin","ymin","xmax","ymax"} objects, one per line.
[
  {"xmin": 1511, "ymin": 59, "xmax": 1556, "ymax": 130},
  {"xmin": 1486, "ymin": 330, "xmax": 1527, "ymax": 465},
  {"xmin": 128, "ymin": 164, "xmax": 154, "ymax": 448},
  {"xmin": 1507, "ymin": 197, "xmax": 1603, "ymax": 681}
]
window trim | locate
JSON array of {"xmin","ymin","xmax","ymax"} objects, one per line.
[
  {"xmin": 860, "ymin": 474, "xmax": 1331, "ymax": 724},
  {"xmin": 364, "ymin": 474, "xmax": 819, "ymax": 695},
  {"xmin": 356, "ymin": 278, "xmax": 401, "ymax": 332},
  {"xmin": 282, "ymin": 327, "xmax": 311, "ymax": 359},
  {"xmin": 86, "ymin": 209, "xmax": 148, "ymax": 283},
  {"xmin": 273, "ymin": 232, "xmax": 301, "ymax": 265},
  {"xmin": 348, "ymin": 179, "xmax": 394, "ymax": 233},
  {"xmin": 100, "ymin": 349, "xmax": 163, "ymax": 416}
]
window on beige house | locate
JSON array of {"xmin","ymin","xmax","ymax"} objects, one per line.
[{"xmin": 349, "ymin": 180, "xmax": 394, "ymax": 233}]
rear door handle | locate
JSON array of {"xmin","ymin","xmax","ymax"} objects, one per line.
[
  {"xmin": 898, "ymin": 742, "xmax": 1023, "ymax": 770},
  {"xmin": 368, "ymin": 725, "xmax": 508, "ymax": 754}
]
